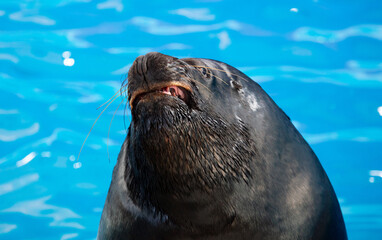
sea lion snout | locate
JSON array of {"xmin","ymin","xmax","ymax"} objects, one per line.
[
  {"xmin": 128, "ymin": 52, "xmax": 178, "ymax": 86},
  {"xmin": 127, "ymin": 52, "xmax": 193, "ymax": 110}
]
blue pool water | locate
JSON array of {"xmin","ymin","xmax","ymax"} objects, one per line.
[{"xmin": 1, "ymin": 0, "xmax": 382, "ymax": 239}]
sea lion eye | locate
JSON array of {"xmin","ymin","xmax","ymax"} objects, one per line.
[{"xmin": 198, "ymin": 67, "xmax": 211, "ymax": 79}]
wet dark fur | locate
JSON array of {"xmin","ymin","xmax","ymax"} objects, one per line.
[{"xmin": 97, "ymin": 52, "xmax": 347, "ymax": 239}]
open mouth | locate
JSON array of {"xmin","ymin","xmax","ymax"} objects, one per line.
[{"xmin": 129, "ymin": 82, "xmax": 192, "ymax": 110}]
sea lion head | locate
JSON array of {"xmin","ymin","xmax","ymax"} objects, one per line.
[
  {"xmin": 99, "ymin": 52, "xmax": 347, "ymax": 239},
  {"xmin": 124, "ymin": 52, "xmax": 261, "ymax": 229}
]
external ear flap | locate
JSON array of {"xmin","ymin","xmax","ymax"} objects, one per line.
[{"xmin": 230, "ymin": 80, "xmax": 242, "ymax": 91}]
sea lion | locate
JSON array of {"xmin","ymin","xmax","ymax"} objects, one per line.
[{"xmin": 97, "ymin": 52, "xmax": 347, "ymax": 239}]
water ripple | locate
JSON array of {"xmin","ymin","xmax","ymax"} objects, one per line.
[
  {"xmin": 169, "ymin": 8, "xmax": 215, "ymax": 21},
  {"xmin": 97, "ymin": 0, "xmax": 123, "ymax": 12},
  {"xmin": 9, "ymin": 9, "xmax": 55, "ymax": 26},
  {"xmin": 215, "ymin": 31, "xmax": 231, "ymax": 50},
  {"xmin": 0, "ymin": 53, "xmax": 19, "ymax": 63},
  {"xmin": 0, "ymin": 224, "xmax": 17, "ymax": 234},
  {"xmin": 0, "ymin": 173, "xmax": 39, "ymax": 196},
  {"xmin": 130, "ymin": 16, "xmax": 242, "ymax": 35},
  {"xmin": 304, "ymin": 128, "xmax": 382, "ymax": 145},
  {"xmin": 107, "ymin": 43, "xmax": 191, "ymax": 55},
  {"xmin": 60, "ymin": 233, "xmax": 79, "ymax": 240},
  {"xmin": 16, "ymin": 152, "xmax": 37, "ymax": 167},
  {"xmin": 2, "ymin": 196, "xmax": 84, "ymax": 229},
  {"xmin": 0, "ymin": 109, "xmax": 19, "ymax": 115},
  {"xmin": 57, "ymin": 22, "xmax": 129, "ymax": 48},
  {"xmin": 292, "ymin": 24, "xmax": 382, "ymax": 44},
  {"xmin": 242, "ymin": 65, "xmax": 382, "ymax": 87},
  {"xmin": 0, "ymin": 123, "xmax": 39, "ymax": 142}
]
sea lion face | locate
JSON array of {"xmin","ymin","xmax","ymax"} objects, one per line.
[
  {"xmin": 125, "ymin": 52, "xmax": 255, "ymax": 208},
  {"xmin": 127, "ymin": 53, "xmax": 240, "ymax": 123}
]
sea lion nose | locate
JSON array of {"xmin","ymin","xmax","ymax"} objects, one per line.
[
  {"xmin": 128, "ymin": 52, "xmax": 181, "ymax": 96},
  {"xmin": 133, "ymin": 52, "xmax": 170, "ymax": 77},
  {"xmin": 131, "ymin": 52, "xmax": 180, "ymax": 82}
]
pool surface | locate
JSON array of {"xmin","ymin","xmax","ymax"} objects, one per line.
[{"xmin": 0, "ymin": 0, "xmax": 381, "ymax": 239}]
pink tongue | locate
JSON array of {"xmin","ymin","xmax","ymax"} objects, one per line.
[{"xmin": 160, "ymin": 86, "xmax": 185, "ymax": 100}]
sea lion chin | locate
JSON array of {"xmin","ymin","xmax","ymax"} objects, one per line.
[{"xmin": 97, "ymin": 52, "xmax": 347, "ymax": 240}]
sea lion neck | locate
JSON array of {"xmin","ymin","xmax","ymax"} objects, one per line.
[
  {"xmin": 125, "ymin": 108, "xmax": 256, "ymax": 229},
  {"xmin": 127, "ymin": 107, "xmax": 254, "ymax": 183}
]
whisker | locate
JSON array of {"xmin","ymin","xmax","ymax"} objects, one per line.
[
  {"xmin": 166, "ymin": 67, "xmax": 212, "ymax": 94},
  {"xmin": 192, "ymin": 66, "xmax": 229, "ymax": 86},
  {"xmin": 97, "ymin": 89, "xmax": 120, "ymax": 110},
  {"xmin": 123, "ymin": 101, "xmax": 129, "ymax": 134},
  {"xmin": 77, "ymin": 90, "xmax": 126, "ymax": 162},
  {"xmin": 97, "ymin": 82, "xmax": 128, "ymax": 110},
  {"xmin": 190, "ymin": 65, "xmax": 249, "ymax": 83},
  {"xmin": 185, "ymin": 76, "xmax": 212, "ymax": 93},
  {"xmin": 210, "ymin": 72, "xmax": 229, "ymax": 85},
  {"xmin": 107, "ymin": 96, "xmax": 126, "ymax": 163}
]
